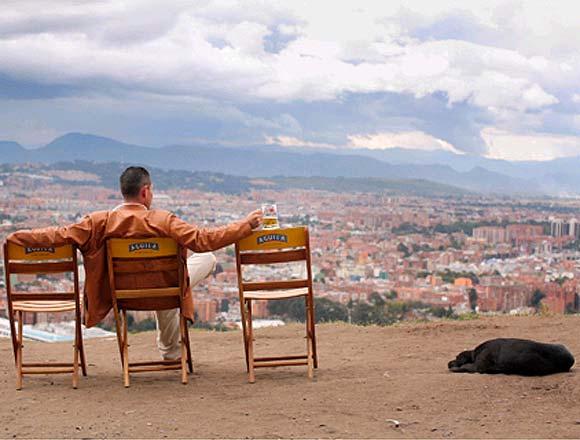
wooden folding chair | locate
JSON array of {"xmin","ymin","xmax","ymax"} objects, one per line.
[
  {"xmin": 106, "ymin": 237, "xmax": 193, "ymax": 388},
  {"xmin": 235, "ymin": 226, "xmax": 318, "ymax": 383},
  {"xmin": 3, "ymin": 242, "xmax": 87, "ymax": 390}
]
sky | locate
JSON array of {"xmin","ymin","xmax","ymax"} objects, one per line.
[{"xmin": 0, "ymin": 0, "xmax": 579, "ymax": 161}]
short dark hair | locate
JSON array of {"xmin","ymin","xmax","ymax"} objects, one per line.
[{"xmin": 120, "ymin": 166, "xmax": 151, "ymax": 198}]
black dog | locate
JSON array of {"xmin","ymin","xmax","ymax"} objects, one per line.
[{"xmin": 448, "ymin": 338, "xmax": 574, "ymax": 376}]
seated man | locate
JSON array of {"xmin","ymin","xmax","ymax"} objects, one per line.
[{"xmin": 7, "ymin": 166, "xmax": 262, "ymax": 359}]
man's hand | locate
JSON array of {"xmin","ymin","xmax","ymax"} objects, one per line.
[{"xmin": 245, "ymin": 209, "xmax": 263, "ymax": 230}]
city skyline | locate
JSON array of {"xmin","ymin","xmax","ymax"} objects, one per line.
[{"xmin": 2, "ymin": 161, "xmax": 580, "ymax": 326}]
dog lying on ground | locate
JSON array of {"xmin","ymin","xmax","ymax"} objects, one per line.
[{"xmin": 448, "ymin": 338, "xmax": 574, "ymax": 376}]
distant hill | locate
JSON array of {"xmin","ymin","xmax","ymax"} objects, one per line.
[
  {"xmin": 271, "ymin": 176, "xmax": 468, "ymax": 196},
  {"xmin": 0, "ymin": 132, "xmax": 567, "ymax": 195},
  {"xmin": 333, "ymin": 147, "xmax": 580, "ymax": 196},
  {"xmin": 0, "ymin": 141, "xmax": 29, "ymax": 162},
  {"xmin": 0, "ymin": 161, "xmax": 469, "ymax": 197},
  {"xmin": 47, "ymin": 161, "xmax": 254, "ymax": 194},
  {"xmin": 40, "ymin": 133, "xmax": 148, "ymax": 163}
]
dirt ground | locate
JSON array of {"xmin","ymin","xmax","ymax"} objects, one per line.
[{"xmin": 1, "ymin": 315, "xmax": 580, "ymax": 439}]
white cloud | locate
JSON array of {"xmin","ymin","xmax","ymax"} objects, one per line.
[
  {"xmin": 0, "ymin": 91, "xmax": 303, "ymax": 146},
  {"xmin": 264, "ymin": 135, "xmax": 336, "ymax": 149},
  {"xmin": 347, "ymin": 131, "xmax": 462, "ymax": 153},
  {"xmin": 0, "ymin": 0, "xmax": 579, "ymax": 158},
  {"xmin": 0, "ymin": 0, "xmax": 566, "ymax": 112},
  {"xmin": 482, "ymin": 127, "xmax": 580, "ymax": 161},
  {"xmin": 0, "ymin": 117, "xmax": 61, "ymax": 146}
]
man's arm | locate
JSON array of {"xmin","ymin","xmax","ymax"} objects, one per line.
[
  {"xmin": 7, "ymin": 215, "xmax": 94, "ymax": 251},
  {"xmin": 165, "ymin": 210, "xmax": 262, "ymax": 252}
]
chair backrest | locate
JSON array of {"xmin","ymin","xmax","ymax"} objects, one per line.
[
  {"xmin": 3, "ymin": 242, "xmax": 79, "ymax": 302},
  {"xmin": 106, "ymin": 237, "xmax": 183, "ymax": 306},
  {"xmin": 235, "ymin": 226, "xmax": 313, "ymax": 295}
]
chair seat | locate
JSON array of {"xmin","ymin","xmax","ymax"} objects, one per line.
[
  {"xmin": 12, "ymin": 300, "xmax": 76, "ymax": 312},
  {"xmin": 244, "ymin": 287, "xmax": 309, "ymax": 300}
]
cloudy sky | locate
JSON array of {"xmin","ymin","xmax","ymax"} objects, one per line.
[{"xmin": 1, "ymin": 0, "xmax": 579, "ymax": 161}]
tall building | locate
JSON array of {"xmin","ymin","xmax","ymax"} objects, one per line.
[
  {"xmin": 506, "ymin": 224, "xmax": 543, "ymax": 241},
  {"xmin": 473, "ymin": 226, "xmax": 507, "ymax": 243},
  {"xmin": 550, "ymin": 218, "xmax": 580, "ymax": 239},
  {"xmin": 550, "ymin": 218, "xmax": 564, "ymax": 237},
  {"xmin": 569, "ymin": 218, "xmax": 580, "ymax": 239}
]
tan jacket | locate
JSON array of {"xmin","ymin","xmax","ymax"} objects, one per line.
[{"xmin": 7, "ymin": 204, "xmax": 252, "ymax": 327}]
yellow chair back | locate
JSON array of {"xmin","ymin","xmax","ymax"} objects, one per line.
[
  {"xmin": 237, "ymin": 226, "xmax": 307, "ymax": 252},
  {"xmin": 107, "ymin": 237, "xmax": 178, "ymax": 259},
  {"xmin": 6, "ymin": 242, "xmax": 74, "ymax": 261}
]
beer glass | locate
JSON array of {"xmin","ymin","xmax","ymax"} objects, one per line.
[{"xmin": 261, "ymin": 203, "xmax": 279, "ymax": 229}]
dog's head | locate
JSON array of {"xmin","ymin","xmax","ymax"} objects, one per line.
[{"xmin": 448, "ymin": 350, "xmax": 474, "ymax": 369}]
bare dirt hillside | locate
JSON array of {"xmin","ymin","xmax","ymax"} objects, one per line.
[{"xmin": 1, "ymin": 315, "xmax": 580, "ymax": 439}]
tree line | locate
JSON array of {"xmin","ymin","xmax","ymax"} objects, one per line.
[{"xmin": 268, "ymin": 292, "xmax": 456, "ymax": 326}]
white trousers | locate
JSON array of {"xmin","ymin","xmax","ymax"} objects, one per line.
[{"xmin": 155, "ymin": 252, "xmax": 217, "ymax": 360}]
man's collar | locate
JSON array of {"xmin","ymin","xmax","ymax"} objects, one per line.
[{"xmin": 112, "ymin": 202, "xmax": 149, "ymax": 211}]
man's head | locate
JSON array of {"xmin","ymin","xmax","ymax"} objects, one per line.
[{"xmin": 120, "ymin": 166, "xmax": 153, "ymax": 208}]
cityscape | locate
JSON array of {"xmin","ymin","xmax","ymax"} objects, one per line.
[
  {"xmin": 2, "ymin": 1, "xmax": 580, "ymax": 438},
  {"xmin": 2, "ymin": 163, "xmax": 580, "ymax": 331}
]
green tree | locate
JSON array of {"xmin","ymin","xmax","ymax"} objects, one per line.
[
  {"xmin": 438, "ymin": 270, "xmax": 479, "ymax": 285},
  {"xmin": 267, "ymin": 297, "xmax": 348, "ymax": 323},
  {"xmin": 315, "ymin": 298, "xmax": 348, "ymax": 323},
  {"xmin": 468, "ymin": 288, "xmax": 478, "ymax": 312},
  {"xmin": 530, "ymin": 289, "xmax": 545, "ymax": 310},
  {"xmin": 369, "ymin": 292, "xmax": 385, "ymax": 306},
  {"xmin": 129, "ymin": 318, "xmax": 156, "ymax": 332},
  {"xmin": 397, "ymin": 242, "xmax": 411, "ymax": 257},
  {"xmin": 450, "ymin": 237, "xmax": 462, "ymax": 249},
  {"xmin": 351, "ymin": 302, "xmax": 379, "ymax": 325},
  {"xmin": 385, "ymin": 301, "xmax": 408, "ymax": 321},
  {"xmin": 555, "ymin": 276, "xmax": 568, "ymax": 286},
  {"xmin": 431, "ymin": 306, "xmax": 455, "ymax": 318}
]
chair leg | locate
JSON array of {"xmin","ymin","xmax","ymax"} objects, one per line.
[
  {"xmin": 246, "ymin": 299, "xmax": 255, "ymax": 383},
  {"xmin": 16, "ymin": 311, "xmax": 23, "ymax": 390},
  {"xmin": 122, "ymin": 310, "xmax": 130, "ymax": 388},
  {"xmin": 240, "ymin": 299, "xmax": 250, "ymax": 372},
  {"xmin": 112, "ymin": 304, "xmax": 124, "ymax": 367},
  {"xmin": 78, "ymin": 324, "xmax": 88, "ymax": 377},
  {"xmin": 308, "ymin": 295, "xmax": 319, "ymax": 369},
  {"xmin": 9, "ymin": 310, "xmax": 18, "ymax": 365},
  {"xmin": 72, "ymin": 326, "xmax": 79, "ymax": 389},
  {"xmin": 307, "ymin": 329, "xmax": 314, "ymax": 380},
  {"xmin": 183, "ymin": 319, "xmax": 194, "ymax": 374},
  {"xmin": 305, "ymin": 297, "xmax": 314, "ymax": 379},
  {"xmin": 75, "ymin": 306, "xmax": 88, "ymax": 377},
  {"xmin": 180, "ymin": 315, "xmax": 188, "ymax": 385}
]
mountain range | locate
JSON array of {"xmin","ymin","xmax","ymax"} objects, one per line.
[
  {"xmin": 0, "ymin": 161, "xmax": 467, "ymax": 197},
  {"xmin": 0, "ymin": 132, "xmax": 576, "ymax": 196}
]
